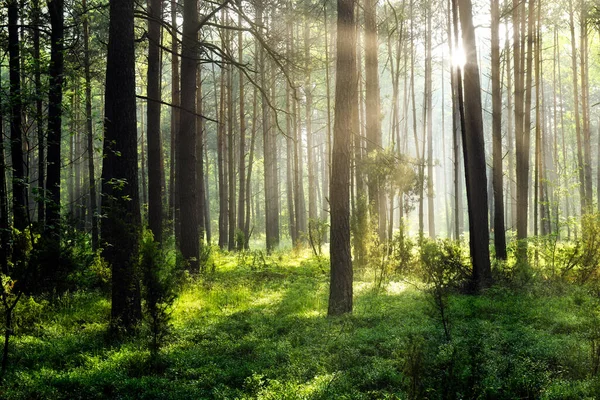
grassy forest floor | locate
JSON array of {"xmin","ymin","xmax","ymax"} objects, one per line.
[{"xmin": 4, "ymin": 247, "xmax": 600, "ymax": 399}]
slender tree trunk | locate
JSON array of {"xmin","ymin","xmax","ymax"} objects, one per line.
[
  {"xmin": 329, "ymin": 0, "xmax": 356, "ymax": 316},
  {"xmin": 580, "ymin": 11, "xmax": 592, "ymax": 210},
  {"xmin": 197, "ymin": 67, "xmax": 207, "ymax": 246},
  {"xmin": 83, "ymin": 0, "xmax": 99, "ymax": 250},
  {"xmin": 0, "ymin": 65, "xmax": 9, "ymax": 274},
  {"xmin": 236, "ymin": 12, "xmax": 246, "ymax": 249},
  {"xmin": 227, "ymin": 25, "xmax": 236, "ymax": 251},
  {"xmin": 244, "ymin": 80, "xmax": 259, "ymax": 248},
  {"xmin": 259, "ymin": 2, "xmax": 279, "ymax": 252},
  {"xmin": 569, "ymin": 0, "xmax": 585, "ymax": 213},
  {"xmin": 32, "ymin": 0, "xmax": 45, "ymax": 227},
  {"xmin": 365, "ymin": 0, "xmax": 384, "ymax": 240},
  {"xmin": 305, "ymin": 19, "xmax": 317, "ymax": 223},
  {"xmin": 147, "ymin": 0, "xmax": 164, "ymax": 243},
  {"xmin": 323, "ymin": 3, "xmax": 332, "ymax": 223},
  {"xmin": 8, "ymin": 2, "xmax": 26, "ymax": 232},
  {"xmin": 217, "ymin": 51, "xmax": 228, "ymax": 249},
  {"xmin": 46, "ymin": 0, "xmax": 64, "ymax": 240},
  {"xmin": 170, "ymin": 0, "xmax": 180, "ymax": 234},
  {"xmin": 491, "ymin": 0, "xmax": 506, "ymax": 259},
  {"xmin": 425, "ymin": 5, "xmax": 435, "ymax": 239}
]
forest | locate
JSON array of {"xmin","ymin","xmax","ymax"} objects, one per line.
[{"xmin": 1, "ymin": 0, "xmax": 600, "ymax": 397}]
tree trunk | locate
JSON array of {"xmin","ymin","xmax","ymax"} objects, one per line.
[
  {"xmin": 147, "ymin": 0, "xmax": 164, "ymax": 244},
  {"xmin": 217, "ymin": 55, "xmax": 228, "ymax": 249},
  {"xmin": 365, "ymin": 0, "xmax": 384, "ymax": 240},
  {"xmin": 456, "ymin": 0, "xmax": 492, "ymax": 289},
  {"xmin": 305, "ymin": 19, "xmax": 317, "ymax": 223},
  {"xmin": 33, "ymin": 0, "xmax": 45, "ymax": 227},
  {"xmin": 491, "ymin": 0, "xmax": 506, "ymax": 259},
  {"xmin": 102, "ymin": 0, "xmax": 142, "ymax": 331},
  {"xmin": 196, "ymin": 66, "xmax": 207, "ymax": 246},
  {"xmin": 176, "ymin": 0, "xmax": 200, "ymax": 270},
  {"xmin": 237, "ymin": 12, "xmax": 246, "ymax": 249},
  {"xmin": 425, "ymin": 6, "xmax": 435, "ymax": 239},
  {"xmin": 83, "ymin": 0, "xmax": 99, "ymax": 250},
  {"xmin": 169, "ymin": 0, "xmax": 180, "ymax": 235},
  {"xmin": 569, "ymin": 0, "xmax": 585, "ymax": 214},
  {"xmin": 8, "ymin": 1, "xmax": 27, "ymax": 232},
  {"xmin": 329, "ymin": 0, "xmax": 356, "ymax": 316}
]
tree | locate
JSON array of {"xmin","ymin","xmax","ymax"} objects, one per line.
[
  {"xmin": 456, "ymin": 0, "xmax": 492, "ymax": 289},
  {"xmin": 329, "ymin": 0, "xmax": 357, "ymax": 316},
  {"xmin": 176, "ymin": 0, "xmax": 200, "ymax": 270},
  {"xmin": 491, "ymin": 0, "xmax": 506, "ymax": 259},
  {"xmin": 365, "ymin": 0, "xmax": 385, "ymax": 240},
  {"xmin": 259, "ymin": 0, "xmax": 280, "ymax": 252},
  {"xmin": 8, "ymin": 1, "xmax": 27, "ymax": 233},
  {"xmin": 46, "ymin": 0, "xmax": 64, "ymax": 238},
  {"xmin": 147, "ymin": 0, "xmax": 164, "ymax": 244},
  {"xmin": 102, "ymin": 0, "xmax": 142, "ymax": 330},
  {"xmin": 83, "ymin": 0, "xmax": 99, "ymax": 251}
]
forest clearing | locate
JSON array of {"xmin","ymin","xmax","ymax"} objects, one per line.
[{"xmin": 1, "ymin": 0, "xmax": 600, "ymax": 397}]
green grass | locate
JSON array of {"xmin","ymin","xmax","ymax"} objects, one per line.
[{"xmin": 4, "ymin": 249, "xmax": 600, "ymax": 399}]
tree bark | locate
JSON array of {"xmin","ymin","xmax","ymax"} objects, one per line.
[
  {"xmin": 102, "ymin": 0, "xmax": 142, "ymax": 331},
  {"xmin": 329, "ymin": 0, "xmax": 356, "ymax": 316},
  {"xmin": 365, "ymin": 0, "xmax": 384, "ymax": 240},
  {"xmin": 176, "ymin": 0, "xmax": 200, "ymax": 270},
  {"xmin": 147, "ymin": 0, "xmax": 164, "ymax": 244},
  {"xmin": 456, "ymin": 0, "xmax": 492, "ymax": 289},
  {"xmin": 491, "ymin": 0, "xmax": 506, "ymax": 259},
  {"xmin": 83, "ymin": 0, "xmax": 99, "ymax": 251}
]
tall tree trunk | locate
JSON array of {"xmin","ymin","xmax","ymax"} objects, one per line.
[
  {"xmin": 83, "ymin": 0, "xmax": 99, "ymax": 250},
  {"xmin": 456, "ymin": 0, "xmax": 492, "ymax": 289},
  {"xmin": 244, "ymin": 79, "xmax": 259, "ymax": 247},
  {"xmin": 0, "ymin": 65, "xmax": 9, "ymax": 274},
  {"xmin": 364, "ymin": 0, "xmax": 384, "ymax": 240},
  {"xmin": 491, "ymin": 0, "xmax": 506, "ymax": 259},
  {"xmin": 176, "ymin": 0, "xmax": 200, "ymax": 270},
  {"xmin": 217, "ymin": 59, "xmax": 228, "ymax": 249},
  {"xmin": 33, "ymin": 0, "xmax": 45, "ymax": 227},
  {"xmin": 147, "ymin": 0, "xmax": 164, "ymax": 243},
  {"xmin": 236, "ymin": 12, "xmax": 246, "ymax": 249},
  {"xmin": 305, "ymin": 20, "xmax": 317, "ymax": 224},
  {"xmin": 102, "ymin": 0, "xmax": 142, "ymax": 331},
  {"xmin": 196, "ymin": 66, "xmax": 207, "ymax": 246},
  {"xmin": 580, "ymin": 10, "xmax": 592, "ymax": 210},
  {"xmin": 8, "ymin": 1, "xmax": 27, "ymax": 232},
  {"xmin": 569, "ymin": 0, "xmax": 585, "ymax": 214},
  {"xmin": 170, "ymin": 0, "xmax": 180, "ymax": 235},
  {"xmin": 513, "ymin": 0, "xmax": 527, "ymax": 262},
  {"xmin": 323, "ymin": 3, "xmax": 332, "ymax": 223},
  {"xmin": 46, "ymin": 0, "xmax": 64, "ymax": 239},
  {"xmin": 425, "ymin": 5, "xmax": 435, "ymax": 239},
  {"xmin": 505, "ymin": 29, "xmax": 516, "ymax": 231},
  {"xmin": 329, "ymin": 0, "xmax": 356, "ymax": 316},
  {"xmin": 227, "ymin": 25, "xmax": 236, "ymax": 251},
  {"xmin": 258, "ymin": 1, "xmax": 279, "ymax": 252}
]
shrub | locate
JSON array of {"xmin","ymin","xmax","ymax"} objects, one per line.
[{"xmin": 139, "ymin": 231, "xmax": 178, "ymax": 368}]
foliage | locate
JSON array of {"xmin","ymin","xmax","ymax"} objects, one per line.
[
  {"xmin": 5, "ymin": 251, "xmax": 600, "ymax": 399},
  {"xmin": 389, "ymin": 220, "xmax": 417, "ymax": 276},
  {"xmin": 557, "ymin": 212, "xmax": 600, "ymax": 285},
  {"xmin": 307, "ymin": 218, "xmax": 328, "ymax": 258},
  {"xmin": 139, "ymin": 231, "xmax": 178, "ymax": 368}
]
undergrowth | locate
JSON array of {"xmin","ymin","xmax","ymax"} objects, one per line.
[{"xmin": 3, "ymin": 247, "xmax": 600, "ymax": 399}]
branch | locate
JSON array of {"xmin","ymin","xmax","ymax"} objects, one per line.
[{"xmin": 136, "ymin": 95, "xmax": 219, "ymax": 124}]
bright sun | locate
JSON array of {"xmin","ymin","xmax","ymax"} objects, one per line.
[{"xmin": 452, "ymin": 46, "xmax": 466, "ymax": 68}]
